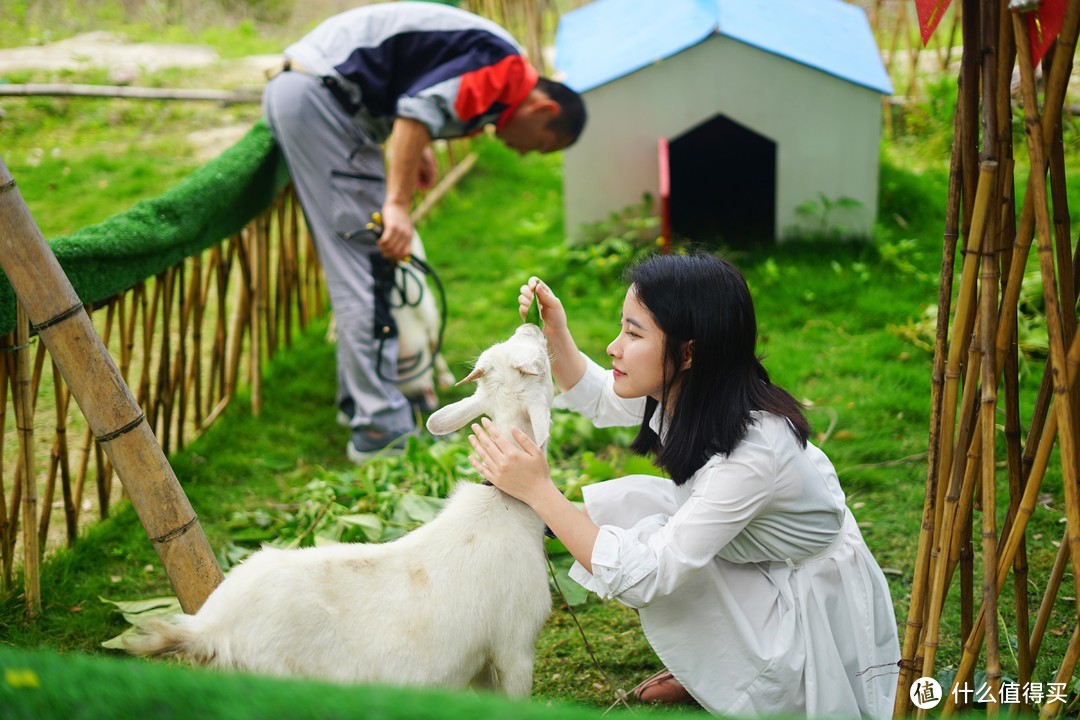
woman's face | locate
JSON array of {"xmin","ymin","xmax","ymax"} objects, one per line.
[{"xmin": 606, "ymin": 287, "xmax": 669, "ymax": 401}]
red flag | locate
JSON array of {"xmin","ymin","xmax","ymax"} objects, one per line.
[
  {"xmin": 915, "ymin": 0, "xmax": 954, "ymax": 44},
  {"xmin": 1025, "ymin": 0, "xmax": 1068, "ymax": 66}
]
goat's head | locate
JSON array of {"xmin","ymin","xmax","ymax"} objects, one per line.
[{"xmin": 426, "ymin": 324, "xmax": 553, "ymax": 450}]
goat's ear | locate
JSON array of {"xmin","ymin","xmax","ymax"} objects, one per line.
[
  {"xmin": 513, "ymin": 361, "xmax": 539, "ymax": 377},
  {"xmin": 527, "ymin": 403, "xmax": 551, "ymax": 450},
  {"xmin": 455, "ymin": 366, "xmax": 485, "ymax": 386},
  {"xmin": 426, "ymin": 395, "xmax": 486, "ymax": 435}
]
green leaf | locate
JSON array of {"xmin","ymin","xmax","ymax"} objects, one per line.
[
  {"xmin": 101, "ymin": 626, "xmax": 141, "ymax": 650},
  {"xmin": 524, "ymin": 293, "xmax": 541, "ymax": 327},
  {"xmin": 547, "ymin": 555, "xmax": 590, "ymax": 607},
  {"xmin": 100, "ymin": 596, "xmax": 183, "ymax": 650},
  {"xmin": 99, "ymin": 596, "xmax": 181, "ymax": 615},
  {"xmin": 339, "ymin": 513, "xmax": 384, "ymax": 542},
  {"xmin": 393, "ymin": 493, "xmax": 445, "ymax": 525}
]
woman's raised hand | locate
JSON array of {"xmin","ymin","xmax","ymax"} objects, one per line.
[{"xmin": 519, "ymin": 276, "xmax": 568, "ymax": 334}]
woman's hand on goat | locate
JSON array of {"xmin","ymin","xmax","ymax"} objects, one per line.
[
  {"xmin": 470, "ymin": 419, "xmax": 601, "ymax": 573},
  {"xmin": 468, "ymin": 419, "xmax": 551, "ymax": 505}
]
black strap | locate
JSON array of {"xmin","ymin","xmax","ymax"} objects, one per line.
[{"xmin": 321, "ymin": 77, "xmax": 361, "ymax": 115}]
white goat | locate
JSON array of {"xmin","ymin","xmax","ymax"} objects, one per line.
[{"xmin": 126, "ymin": 324, "xmax": 554, "ymax": 698}]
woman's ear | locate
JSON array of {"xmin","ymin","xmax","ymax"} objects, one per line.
[{"xmin": 681, "ymin": 340, "xmax": 694, "ymax": 371}]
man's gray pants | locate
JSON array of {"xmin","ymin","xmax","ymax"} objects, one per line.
[{"xmin": 263, "ymin": 71, "xmax": 414, "ymax": 445}]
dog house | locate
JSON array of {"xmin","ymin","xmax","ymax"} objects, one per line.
[{"xmin": 555, "ymin": 0, "xmax": 892, "ymax": 245}]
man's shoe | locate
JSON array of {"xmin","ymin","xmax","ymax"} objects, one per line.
[
  {"xmin": 346, "ymin": 430, "xmax": 416, "ymax": 465},
  {"xmin": 632, "ymin": 669, "xmax": 697, "ymax": 705}
]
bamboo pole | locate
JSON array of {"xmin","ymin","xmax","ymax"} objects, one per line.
[
  {"xmin": 0, "ymin": 336, "xmax": 10, "ymax": 588},
  {"xmin": 250, "ymin": 222, "xmax": 263, "ymax": 418},
  {"xmin": 13, "ymin": 304, "xmax": 40, "ymax": 618},
  {"xmin": 0, "ymin": 155, "xmax": 222, "ymax": 613},
  {"xmin": 0, "ymin": 84, "xmax": 260, "ymax": 103},
  {"xmin": 977, "ymin": 2, "xmax": 1001, "ymax": 704},
  {"xmin": 941, "ymin": 320, "xmax": 1080, "ymax": 715},
  {"xmin": 918, "ymin": 159, "xmax": 998, "ymax": 702},
  {"xmin": 894, "ymin": 104, "xmax": 965, "ymax": 714},
  {"xmin": 1013, "ymin": 11, "xmax": 1080, "ymax": 632}
]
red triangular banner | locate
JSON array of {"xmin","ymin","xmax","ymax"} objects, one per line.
[
  {"xmin": 1026, "ymin": 0, "xmax": 1068, "ymax": 66},
  {"xmin": 915, "ymin": 0, "xmax": 954, "ymax": 45}
]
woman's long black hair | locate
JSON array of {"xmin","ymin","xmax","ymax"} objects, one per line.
[{"xmin": 626, "ymin": 253, "xmax": 810, "ymax": 484}]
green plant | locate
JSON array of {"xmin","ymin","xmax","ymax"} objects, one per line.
[{"xmin": 786, "ymin": 193, "xmax": 867, "ymax": 241}]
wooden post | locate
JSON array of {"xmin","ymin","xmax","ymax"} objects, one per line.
[{"xmin": 0, "ymin": 155, "xmax": 222, "ymax": 613}]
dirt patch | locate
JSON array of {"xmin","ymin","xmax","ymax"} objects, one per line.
[
  {"xmin": 0, "ymin": 32, "xmax": 284, "ymax": 163},
  {"xmin": 0, "ymin": 31, "xmax": 220, "ymax": 77}
]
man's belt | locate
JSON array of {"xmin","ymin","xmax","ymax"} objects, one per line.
[{"xmin": 266, "ymin": 58, "xmax": 360, "ymax": 115}]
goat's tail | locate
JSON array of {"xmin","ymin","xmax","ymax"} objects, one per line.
[{"xmin": 124, "ymin": 616, "xmax": 211, "ymax": 663}]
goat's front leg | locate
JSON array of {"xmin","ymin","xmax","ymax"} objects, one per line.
[{"xmin": 489, "ymin": 649, "xmax": 535, "ymax": 698}]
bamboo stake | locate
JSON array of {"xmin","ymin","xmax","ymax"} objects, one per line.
[
  {"xmin": 919, "ymin": 159, "xmax": 998, "ymax": 698},
  {"xmin": 250, "ymin": 223, "xmax": 263, "ymax": 418},
  {"xmin": 288, "ymin": 187, "xmax": 308, "ymax": 330},
  {"xmin": 51, "ymin": 358, "xmax": 76, "ymax": 547},
  {"xmin": 0, "ymin": 155, "xmax": 223, "ymax": 613},
  {"xmin": 941, "ymin": 324, "xmax": 1080, "ymax": 715},
  {"xmin": 0, "ymin": 335, "xmax": 10, "ymax": 587},
  {"xmin": 209, "ymin": 245, "xmax": 228, "ymax": 416},
  {"xmin": 186, "ymin": 254, "xmax": 205, "ymax": 439},
  {"xmin": 910, "ymin": 5, "xmax": 1079, "ymax": 697},
  {"xmin": 1030, "ymin": 536, "xmax": 1069, "ymax": 665},
  {"xmin": 277, "ymin": 197, "xmax": 292, "ymax": 349},
  {"xmin": 1013, "ymin": 11, "xmax": 1080, "ymax": 631},
  {"xmin": 157, "ymin": 267, "xmax": 176, "ymax": 453},
  {"xmin": 979, "ymin": 207, "xmax": 1001, "ymax": 713},
  {"xmin": 261, "ymin": 211, "xmax": 275, "ymax": 361},
  {"xmin": 895, "ymin": 104, "xmax": 966, "ymax": 715},
  {"xmin": 172, "ymin": 262, "xmax": 189, "ymax": 452},
  {"xmin": 13, "ymin": 304, "xmax": 40, "ymax": 617},
  {"xmin": 1040, "ymin": 624, "xmax": 1080, "ymax": 718},
  {"xmin": 978, "ymin": 2, "xmax": 1002, "ymax": 704}
]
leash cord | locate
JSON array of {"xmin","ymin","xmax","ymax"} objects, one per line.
[
  {"xmin": 375, "ymin": 255, "xmax": 448, "ymax": 384},
  {"xmin": 545, "ymin": 555, "xmax": 635, "ymax": 715}
]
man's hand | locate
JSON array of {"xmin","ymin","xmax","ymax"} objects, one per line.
[
  {"xmin": 377, "ymin": 201, "xmax": 413, "ymax": 262},
  {"xmin": 382, "ymin": 118, "xmax": 432, "ymax": 262}
]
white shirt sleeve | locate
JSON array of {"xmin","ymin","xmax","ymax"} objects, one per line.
[
  {"xmin": 572, "ymin": 437, "xmax": 778, "ymax": 609},
  {"xmin": 553, "ymin": 352, "xmax": 646, "ymax": 428}
]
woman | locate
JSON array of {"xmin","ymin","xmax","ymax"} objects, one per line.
[{"xmin": 467, "ymin": 253, "xmax": 900, "ymax": 717}]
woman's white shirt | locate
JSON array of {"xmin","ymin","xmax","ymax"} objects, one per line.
[{"xmin": 555, "ymin": 353, "xmax": 900, "ymax": 718}]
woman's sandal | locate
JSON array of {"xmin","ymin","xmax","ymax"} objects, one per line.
[{"xmin": 632, "ymin": 669, "xmax": 699, "ymax": 705}]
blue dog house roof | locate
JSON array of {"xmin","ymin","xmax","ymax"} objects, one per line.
[{"xmin": 554, "ymin": 0, "xmax": 893, "ymax": 96}]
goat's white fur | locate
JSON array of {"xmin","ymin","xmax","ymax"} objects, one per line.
[
  {"xmin": 392, "ymin": 233, "xmax": 456, "ymax": 407},
  {"xmin": 126, "ymin": 324, "xmax": 553, "ymax": 698}
]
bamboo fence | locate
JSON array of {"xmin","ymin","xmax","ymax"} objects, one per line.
[
  {"xmin": 0, "ymin": 179, "xmax": 319, "ymax": 613},
  {"xmin": 0, "ymin": 131, "xmax": 482, "ymax": 617},
  {"xmin": 896, "ymin": 0, "xmax": 1080, "ymax": 717}
]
